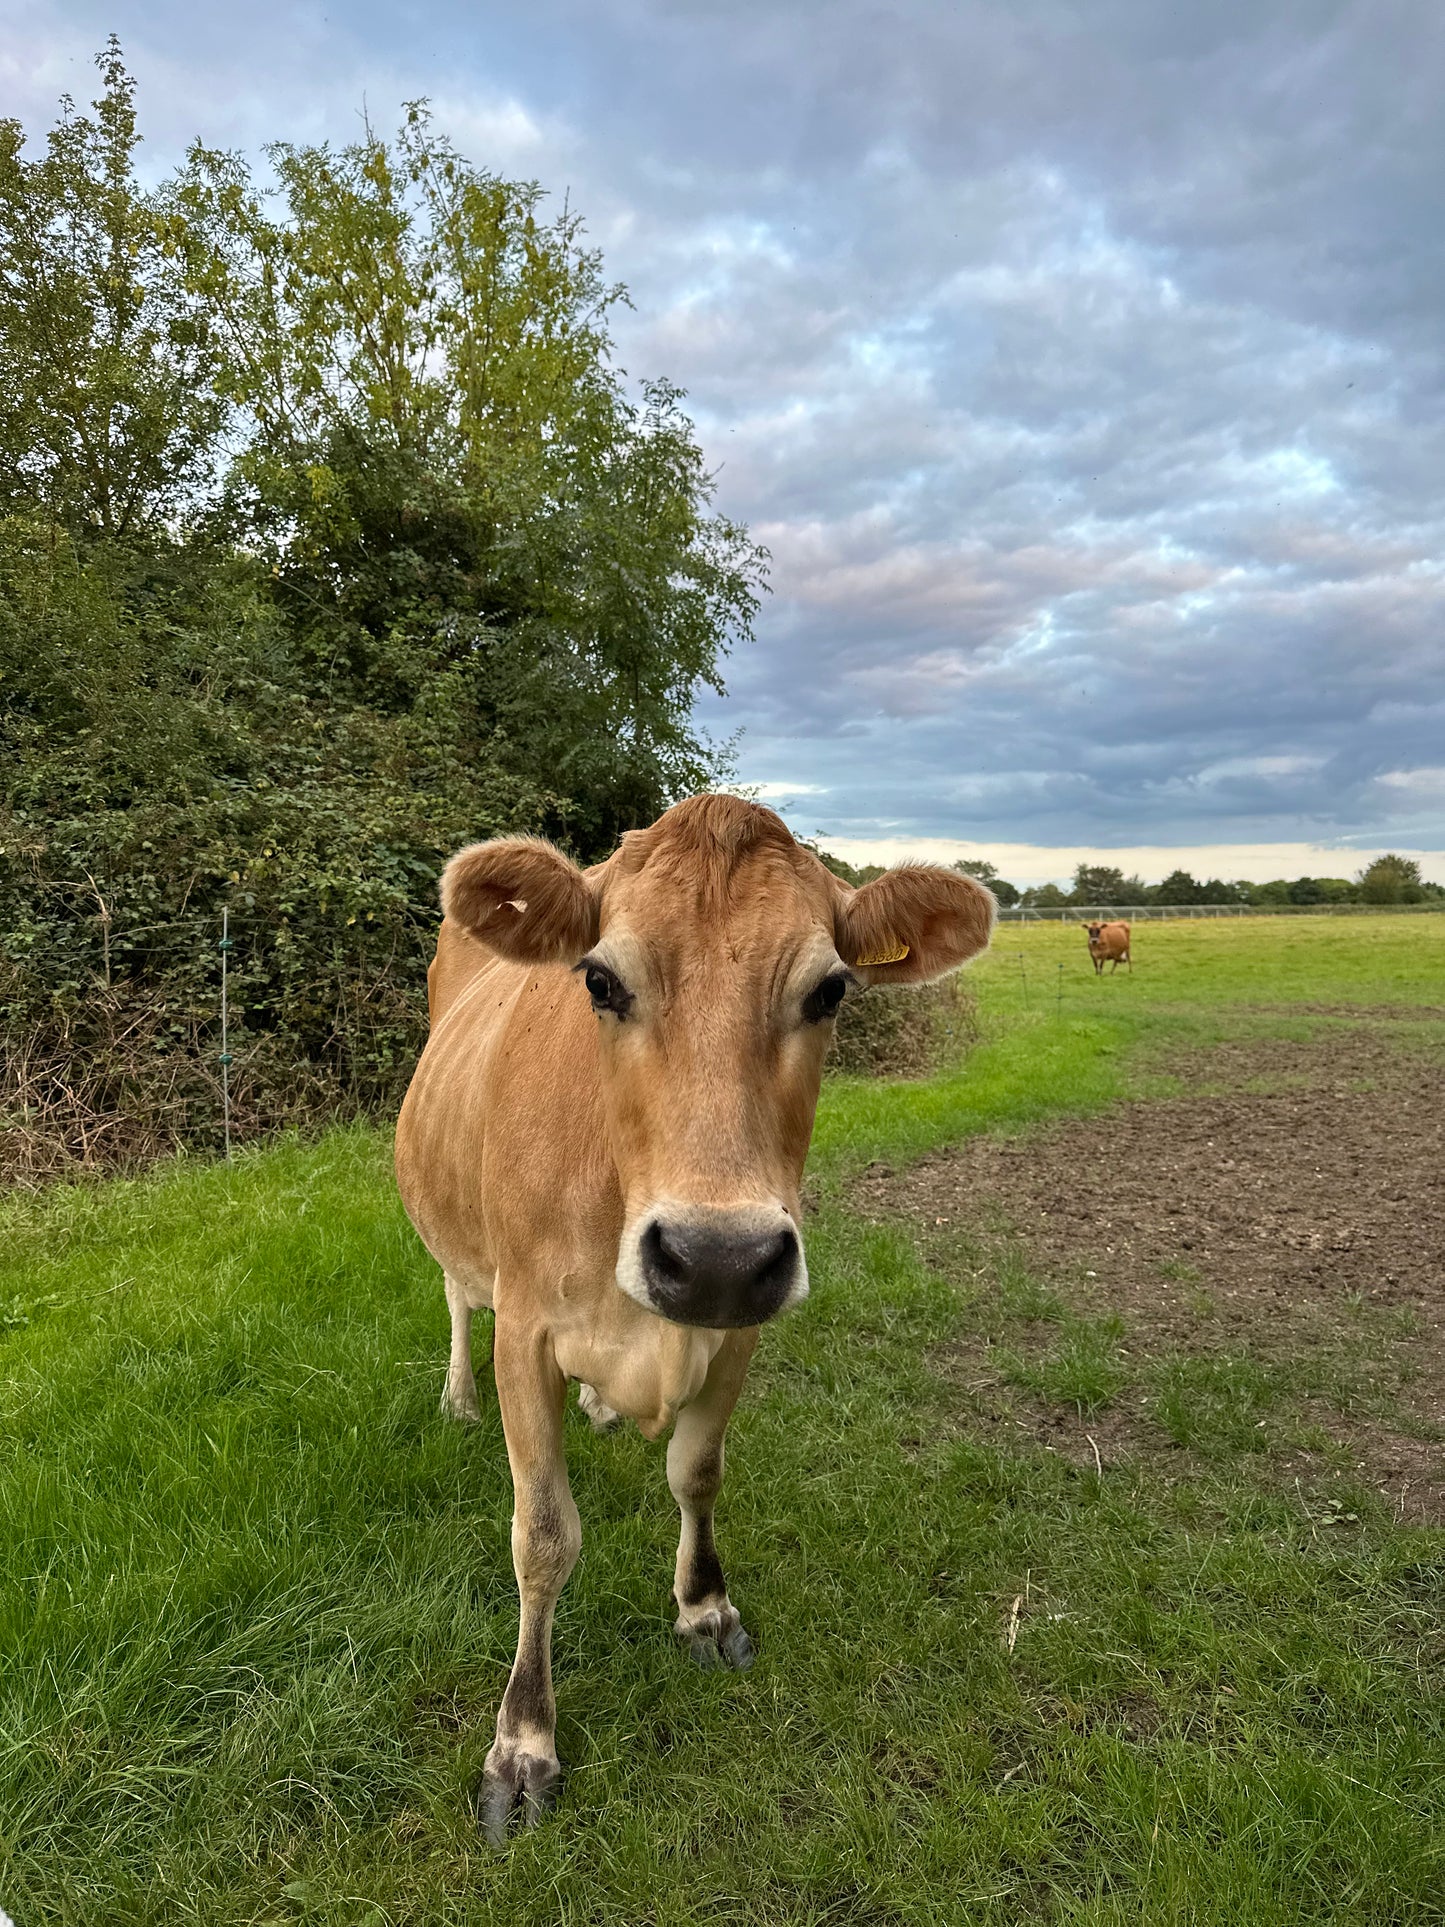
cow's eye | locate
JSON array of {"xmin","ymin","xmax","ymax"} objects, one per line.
[
  {"xmin": 804, "ymin": 971, "xmax": 849, "ymax": 1023},
  {"xmin": 578, "ymin": 958, "xmax": 632, "ymax": 1017}
]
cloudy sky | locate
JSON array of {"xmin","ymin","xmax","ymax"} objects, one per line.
[{"xmin": 6, "ymin": 0, "xmax": 1444, "ymax": 882}]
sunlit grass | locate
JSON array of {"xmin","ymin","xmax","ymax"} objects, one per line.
[{"xmin": 978, "ymin": 908, "xmax": 1445, "ymax": 1012}]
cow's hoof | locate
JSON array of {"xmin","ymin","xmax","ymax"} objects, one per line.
[
  {"xmin": 440, "ymin": 1375, "xmax": 482, "ymax": 1424},
  {"xmin": 678, "ymin": 1606, "xmax": 755, "ymax": 1672},
  {"xmin": 477, "ymin": 1746, "xmax": 561, "ymax": 1847}
]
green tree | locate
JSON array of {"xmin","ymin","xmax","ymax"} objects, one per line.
[
  {"xmin": 1070, "ymin": 863, "xmax": 1128, "ymax": 905},
  {"xmin": 1155, "ymin": 868, "xmax": 1201, "ymax": 906},
  {"xmin": 953, "ymin": 858, "xmax": 1020, "ymax": 907},
  {"xmin": 173, "ymin": 106, "xmax": 765, "ymax": 852},
  {"xmin": 1357, "ymin": 854, "xmax": 1426, "ymax": 905},
  {"xmin": 0, "ymin": 40, "xmax": 225, "ymax": 537},
  {"xmin": 0, "ymin": 516, "xmax": 544, "ymax": 1132}
]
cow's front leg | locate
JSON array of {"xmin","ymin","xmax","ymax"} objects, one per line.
[
  {"xmin": 480, "ymin": 1318, "xmax": 579, "ymax": 1845},
  {"xmin": 668, "ymin": 1330, "xmax": 758, "ymax": 1671}
]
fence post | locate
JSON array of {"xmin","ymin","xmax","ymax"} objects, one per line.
[{"xmin": 219, "ymin": 908, "xmax": 233, "ymax": 1163}]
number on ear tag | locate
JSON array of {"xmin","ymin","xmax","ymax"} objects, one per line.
[{"xmin": 855, "ymin": 939, "xmax": 910, "ymax": 967}]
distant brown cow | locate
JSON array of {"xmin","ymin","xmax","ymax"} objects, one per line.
[
  {"xmin": 394, "ymin": 795, "xmax": 996, "ymax": 1842},
  {"xmin": 1084, "ymin": 919, "xmax": 1131, "ymax": 974}
]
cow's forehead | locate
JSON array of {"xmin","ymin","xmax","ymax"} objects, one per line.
[
  {"xmin": 600, "ymin": 838, "xmax": 836, "ymax": 949},
  {"xmin": 589, "ymin": 794, "xmax": 843, "ymax": 969}
]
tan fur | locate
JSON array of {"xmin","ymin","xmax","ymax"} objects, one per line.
[
  {"xmin": 394, "ymin": 794, "xmax": 995, "ymax": 1841},
  {"xmin": 841, "ymin": 863, "xmax": 997, "ymax": 984},
  {"xmin": 440, "ymin": 835, "xmax": 601, "ymax": 966}
]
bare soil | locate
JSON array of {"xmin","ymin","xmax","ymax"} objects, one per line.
[{"xmin": 853, "ymin": 1024, "xmax": 1445, "ymax": 1520}]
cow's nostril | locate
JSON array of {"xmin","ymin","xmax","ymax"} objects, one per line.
[
  {"xmin": 642, "ymin": 1218, "xmax": 690, "ymax": 1286},
  {"xmin": 752, "ymin": 1226, "xmax": 794, "ymax": 1289}
]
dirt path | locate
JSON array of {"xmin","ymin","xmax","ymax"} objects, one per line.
[{"xmin": 853, "ymin": 1024, "xmax": 1445, "ymax": 1519}]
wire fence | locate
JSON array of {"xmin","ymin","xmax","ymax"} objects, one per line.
[
  {"xmin": 997, "ymin": 900, "xmax": 1445, "ymax": 922},
  {"xmin": 1, "ymin": 899, "xmax": 428, "ymax": 1185}
]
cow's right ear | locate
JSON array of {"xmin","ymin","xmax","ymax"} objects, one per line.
[{"xmin": 441, "ymin": 836, "xmax": 599, "ymax": 965}]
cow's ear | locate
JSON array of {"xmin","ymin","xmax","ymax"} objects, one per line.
[
  {"xmin": 441, "ymin": 836, "xmax": 599, "ymax": 964},
  {"xmin": 836, "ymin": 865, "xmax": 995, "ymax": 985}
]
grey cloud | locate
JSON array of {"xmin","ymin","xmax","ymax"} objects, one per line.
[{"xmin": 6, "ymin": 0, "xmax": 1443, "ymax": 860}]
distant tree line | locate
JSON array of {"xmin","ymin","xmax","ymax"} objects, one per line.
[
  {"xmin": 820, "ymin": 853, "xmax": 1440, "ymax": 911},
  {"xmin": 0, "ymin": 44, "xmax": 766, "ymax": 1176},
  {"xmin": 1022, "ymin": 853, "xmax": 1439, "ymax": 910}
]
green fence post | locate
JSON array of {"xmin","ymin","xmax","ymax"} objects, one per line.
[{"xmin": 219, "ymin": 908, "xmax": 233, "ymax": 1163}]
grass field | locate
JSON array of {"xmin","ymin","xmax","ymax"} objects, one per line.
[{"xmin": 2, "ymin": 916, "xmax": 1442, "ymax": 1925}]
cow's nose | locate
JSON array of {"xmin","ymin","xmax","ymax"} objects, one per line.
[{"xmin": 639, "ymin": 1214, "xmax": 803, "ymax": 1328}]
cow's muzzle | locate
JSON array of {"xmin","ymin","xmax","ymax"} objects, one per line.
[{"xmin": 626, "ymin": 1205, "xmax": 807, "ymax": 1328}]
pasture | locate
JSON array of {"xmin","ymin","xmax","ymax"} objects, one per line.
[{"xmin": 2, "ymin": 915, "xmax": 1442, "ymax": 1925}]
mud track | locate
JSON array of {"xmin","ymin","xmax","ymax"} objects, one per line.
[{"xmin": 853, "ymin": 1024, "xmax": 1445, "ymax": 1520}]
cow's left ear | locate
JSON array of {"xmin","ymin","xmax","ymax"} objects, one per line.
[{"xmin": 836, "ymin": 865, "xmax": 996, "ymax": 985}]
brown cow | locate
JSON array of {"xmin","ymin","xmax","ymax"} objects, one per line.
[
  {"xmin": 1084, "ymin": 919, "xmax": 1132, "ymax": 974},
  {"xmin": 395, "ymin": 795, "xmax": 994, "ymax": 1841}
]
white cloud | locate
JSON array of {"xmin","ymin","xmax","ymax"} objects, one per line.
[
  {"xmin": 814, "ymin": 835, "xmax": 1445, "ymax": 889},
  {"xmin": 432, "ymin": 93, "xmax": 555, "ymax": 170},
  {"xmin": 1376, "ymin": 767, "xmax": 1445, "ymax": 795}
]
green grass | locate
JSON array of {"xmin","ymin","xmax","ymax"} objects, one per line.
[
  {"xmin": 2, "ymin": 916, "xmax": 1442, "ymax": 1924},
  {"xmin": 814, "ymin": 912, "xmax": 1445, "ymax": 1176},
  {"xmin": 1001, "ymin": 1312, "xmax": 1130, "ymax": 1416},
  {"xmin": 979, "ymin": 910, "xmax": 1445, "ymax": 1013}
]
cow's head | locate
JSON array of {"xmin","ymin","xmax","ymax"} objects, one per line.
[
  {"xmin": 1084, "ymin": 921, "xmax": 1105, "ymax": 943},
  {"xmin": 442, "ymin": 798, "xmax": 994, "ymax": 1329}
]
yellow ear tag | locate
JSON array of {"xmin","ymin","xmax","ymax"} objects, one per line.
[{"xmin": 855, "ymin": 939, "xmax": 910, "ymax": 967}]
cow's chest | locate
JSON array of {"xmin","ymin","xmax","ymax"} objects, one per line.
[{"xmin": 553, "ymin": 1303, "xmax": 726, "ymax": 1440}]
